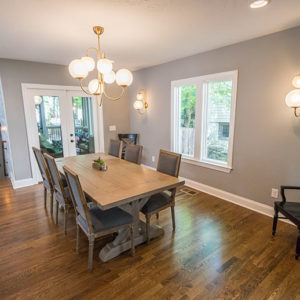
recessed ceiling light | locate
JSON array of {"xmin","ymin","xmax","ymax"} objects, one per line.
[{"xmin": 250, "ymin": 0, "xmax": 270, "ymax": 8}]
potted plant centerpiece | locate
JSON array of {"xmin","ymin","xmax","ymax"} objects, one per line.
[{"xmin": 92, "ymin": 157, "xmax": 108, "ymax": 171}]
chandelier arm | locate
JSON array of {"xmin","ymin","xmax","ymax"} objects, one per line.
[
  {"xmin": 294, "ymin": 107, "xmax": 300, "ymax": 117},
  {"xmin": 97, "ymin": 34, "xmax": 101, "ymax": 59},
  {"xmin": 79, "ymin": 79, "xmax": 95, "ymax": 95},
  {"xmin": 85, "ymin": 47, "xmax": 98, "ymax": 57},
  {"xmin": 103, "ymin": 86, "xmax": 125, "ymax": 101}
]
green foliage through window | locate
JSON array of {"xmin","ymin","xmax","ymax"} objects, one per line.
[{"xmin": 180, "ymin": 86, "xmax": 196, "ymax": 128}]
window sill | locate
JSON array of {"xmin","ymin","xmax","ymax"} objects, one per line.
[{"xmin": 182, "ymin": 157, "xmax": 232, "ymax": 173}]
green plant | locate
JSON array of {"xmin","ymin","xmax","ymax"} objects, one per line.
[{"xmin": 94, "ymin": 157, "xmax": 105, "ymax": 165}]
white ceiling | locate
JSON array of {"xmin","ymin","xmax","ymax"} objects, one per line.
[{"xmin": 0, "ymin": 0, "xmax": 300, "ymax": 71}]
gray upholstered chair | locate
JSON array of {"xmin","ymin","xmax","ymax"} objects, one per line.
[
  {"xmin": 32, "ymin": 147, "xmax": 54, "ymax": 214},
  {"xmin": 124, "ymin": 144, "xmax": 143, "ymax": 165},
  {"xmin": 108, "ymin": 139, "xmax": 123, "ymax": 158},
  {"xmin": 63, "ymin": 165, "xmax": 135, "ymax": 271},
  {"xmin": 44, "ymin": 153, "xmax": 72, "ymax": 235},
  {"xmin": 141, "ymin": 149, "xmax": 181, "ymax": 243}
]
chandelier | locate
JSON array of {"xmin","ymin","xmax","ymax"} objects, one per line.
[{"xmin": 68, "ymin": 26, "xmax": 133, "ymax": 106}]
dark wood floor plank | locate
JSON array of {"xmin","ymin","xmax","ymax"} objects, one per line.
[{"xmin": 0, "ymin": 179, "xmax": 299, "ymax": 299}]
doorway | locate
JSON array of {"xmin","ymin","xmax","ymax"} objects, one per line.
[{"xmin": 22, "ymin": 84, "xmax": 104, "ymax": 183}]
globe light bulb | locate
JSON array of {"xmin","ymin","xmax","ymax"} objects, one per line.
[
  {"xmin": 97, "ymin": 58, "xmax": 113, "ymax": 74},
  {"xmin": 104, "ymin": 71, "xmax": 116, "ymax": 84},
  {"xmin": 69, "ymin": 59, "xmax": 88, "ymax": 79},
  {"xmin": 81, "ymin": 56, "xmax": 95, "ymax": 72},
  {"xmin": 285, "ymin": 89, "xmax": 300, "ymax": 107},
  {"xmin": 88, "ymin": 79, "xmax": 104, "ymax": 95},
  {"xmin": 116, "ymin": 69, "xmax": 133, "ymax": 87},
  {"xmin": 133, "ymin": 100, "xmax": 144, "ymax": 110},
  {"xmin": 136, "ymin": 92, "xmax": 144, "ymax": 101},
  {"xmin": 249, "ymin": 0, "xmax": 270, "ymax": 8},
  {"xmin": 292, "ymin": 75, "xmax": 300, "ymax": 89},
  {"xmin": 34, "ymin": 96, "xmax": 42, "ymax": 105}
]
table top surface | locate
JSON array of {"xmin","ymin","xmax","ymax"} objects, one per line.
[{"xmin": 56, "ymin": 153, "xmax": 185, "ymax": 210}]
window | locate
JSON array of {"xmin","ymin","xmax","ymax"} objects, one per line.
[
  {"xmin": 178, "ymin": 85, "xmax": 196, "ymax": 157},
  {"xmin": 172, "ymin": 71, "xmax": 237, "ymax": 172}
]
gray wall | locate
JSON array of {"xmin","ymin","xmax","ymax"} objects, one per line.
[
  {"xmin": 0, "ymin": 59, "xmax": 130, "ymax": 180},
  {"xmin": 129, "ymin": 26, "xmax": 300, "ymax": 206}
]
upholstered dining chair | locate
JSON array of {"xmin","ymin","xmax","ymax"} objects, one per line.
[
  {"xmin": 44, "ymin": 153, "xmax": 72, "ymax": 235},
  {"xmin": 32, "ymin": 147, "xmax": 54, "ymax": 214},
  {"xmin": 108, "ymin": 139, "xmax": 123, "ymax": 158},
  {"xmin": 63, "ymin": 165, "xmax": 135, "ymax": 271},
  {"xmin": 124, "ymin": 144, "xmax": 143, "ymax": 165},
  {"xmin": 141, "ymin": 149, "xmax": 182, "ymax": 243}
]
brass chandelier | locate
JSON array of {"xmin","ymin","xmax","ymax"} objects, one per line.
[{"xmin": 68, "ymin": 26, "xmax": 133, "ymax": 106}]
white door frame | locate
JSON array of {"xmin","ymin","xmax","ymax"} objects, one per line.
[{"xmin": 22, "ymin": 83, "xmax": 105, "ymax": 184}]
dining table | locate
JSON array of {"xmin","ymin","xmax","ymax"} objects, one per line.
[{"xmin": 56, "ymin": 153, "xmax": 185, "ymax": 262}]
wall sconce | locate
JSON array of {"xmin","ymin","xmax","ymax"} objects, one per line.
[
  {"xmin": 133, "ymin": 90, "xmax": 148, "ymax": 114},
  {"xmin": 285, "ymin": 74, "xmax": 300, "ymax": 117}
]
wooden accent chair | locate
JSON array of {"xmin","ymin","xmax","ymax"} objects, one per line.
[
  {"xmin": 32, "ymin": 147, "xmax": 54, "ymax": 214},
  {"xmin": 118, "ymin": 134, "xmax": 138, "ymax": 159},
  {"xmin": 273, "ymin": 186, "xmax": 300, "ymax": 260},
  {"xmin": 141, "ymin": 150, "xmax": 182, "ymax": 243},
  {"xmin": 124, "ymin": 144, "xmax": 143, "ymax": 165},
  {"xmin": 44, "ymin": 153, "xmax": 72, "ymax": 235},
  {"xmin": 108, "ymin": 139, "xmax": 123, "ymax": 158},
  {"xmin": 63, "ymin": 166, "xmax": 135, "ymax": 271}
]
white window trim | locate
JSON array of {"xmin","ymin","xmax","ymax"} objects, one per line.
[{"xmin": 171, "ymin": 70, "xmax": 238, "ymax": 173}]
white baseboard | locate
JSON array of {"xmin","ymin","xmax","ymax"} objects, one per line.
[
  {"xmin": 10, "ymin": 176, "xmax": 37, "ymax": 189},
  {"xmin": 184, "ymin": 178, "xmax": 274, "ymax": 217},
  {"xmin": 142, "ymin": 164, "xmax": 292, "ymax": 225},
  {"xmin": 8, "ymin": 163, "xmax": 294, "ymax": 226}
]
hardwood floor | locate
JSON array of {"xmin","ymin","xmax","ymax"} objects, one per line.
[{"xmin": 0, "ymin": 179, "xmax": 299, "ymax": 299}]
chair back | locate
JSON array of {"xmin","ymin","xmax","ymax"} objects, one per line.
[
  {"xmin": 124, "ymin": 144, "xmax": 143, "ymax": 165},
  {"xmin": 44, "ymin": 153, "xmax": 67, "ymax": 200},
  {"xmin": 118, "ymin": 134, "xmax": 138, "ymax": 145},
  {"xmin": 157, "ymin": 150, "xmax": 181, "ymax": 177},
  {"xmin": 108, "ymin": 139, "xmax": 123, "ymax": 158},
  {"xmin": 32, "ymin": 147, "xmax": 52, "ymax": 188},
  {"xmin": 63, "ymin": 166, "xmax": 93, "ymax": 232}
]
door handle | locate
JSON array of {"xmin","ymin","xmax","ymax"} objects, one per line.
[
  {"xmin": 70, "ymin": 139, "xmax": 74, "ymax": 143},
  {"xmin": 70, "ymin": 133, "xmax": 73, "ymax": 137}
]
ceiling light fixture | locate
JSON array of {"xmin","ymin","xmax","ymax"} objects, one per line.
[
  {"xmin": 69, "ymin": 26, "xmax": 133, "ymax": 106},
  {"xmin": 249, "ymin": 0, "xmax": 270, "ymax": 8}
]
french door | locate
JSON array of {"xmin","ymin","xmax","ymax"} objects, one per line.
[{"xmin": 23, "ymin": 85, "xmax": 104, "ymax": 183}]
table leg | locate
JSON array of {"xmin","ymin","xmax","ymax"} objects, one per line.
[{"xmin": 99, "ymin": 197, "xmax": 164, "ymax": 262}]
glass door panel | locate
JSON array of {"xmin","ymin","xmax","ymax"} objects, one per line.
[
  {"xmin": 72, "ymin": 96, "xmax": 95, "ymax": 155},
  {"xmin": 35, "ymin": 95, "xmax": 64, "ymax": 158},
  {"xmin": 26, "ymin": 87, "xmax": 103, "ymax": 184}
]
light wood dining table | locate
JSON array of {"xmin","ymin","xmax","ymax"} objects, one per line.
[{"xmin": 56, "ymin": 153, "xmax": 185, "ymax": 262}]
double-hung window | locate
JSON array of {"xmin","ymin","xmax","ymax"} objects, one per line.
[{"xmin": 171, "ymin": 70, "xmax": 238, "ymax": 172}]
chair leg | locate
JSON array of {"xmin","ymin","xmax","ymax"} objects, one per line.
[
  {"xmin": 88, "ymin": 236, "xmax": 95, "ymax": 272},
  {"xmin": 156, "ymin": 213, "xmax": 159, "ymax": 219},
  {"xmin": 50, "ymin": 190, "xmax": 54, "ymax": 215},
  {"xmin": 171, "ymin": 205, "xmax": 176, "ymax": 231},
  {"xmin": 272, "ymin": 207, "xmax": 278, "ymax": 236},
  {"xmin": 296, "ymin": 228, "xmax": 300, "ymax": 260},
  {"xmin": 130, "ymin": 225, "xmax": 135, "ymax": 256},
  {"xmin": 43, "ymin": 187, "xmax": 47, "ymax": 208},
  {"xmin": 146, "ymin": 214, "xmax": 150, "ymax": 244},
  {"xmin": 76, "ymin": 224, "xmax": 80, "ymax": 254},
  {"xmin": 55, "ymin": 200, "xmax": 59, "ymax": 224},
  {"xmin": 64, "ymin": 208, "xmax": 67, "ymax": 235}
]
